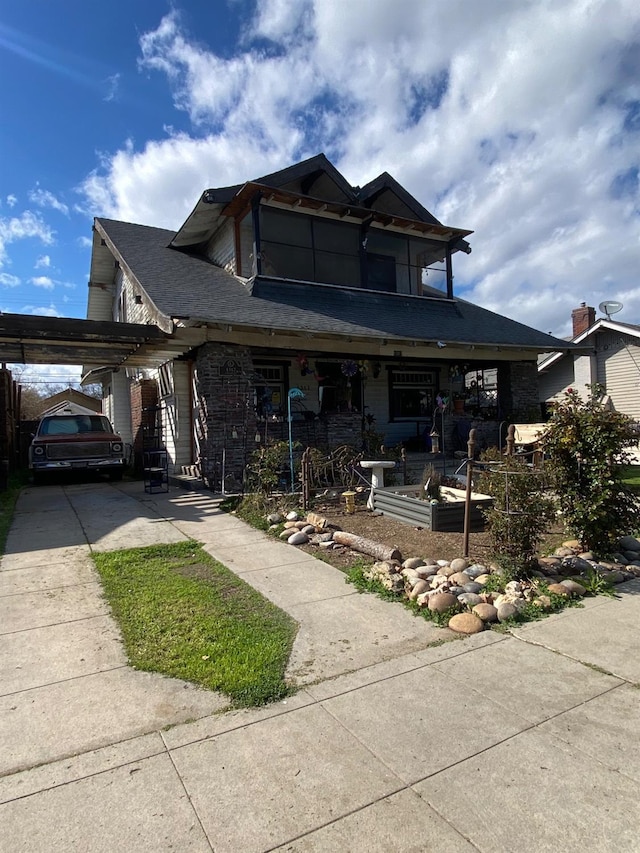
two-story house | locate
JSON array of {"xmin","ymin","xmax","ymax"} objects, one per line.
[{"xmin": 84, "ymin": 153, "xmax": 574, "ymax": 488}]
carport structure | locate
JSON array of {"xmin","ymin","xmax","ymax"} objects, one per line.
[
  {"xmin": 0, "ymin": 313, "xmax": 181, "ymax": 370},
  {"xmin": 0, "ymin": 313, "xmax": 191, "ymax": 478}
]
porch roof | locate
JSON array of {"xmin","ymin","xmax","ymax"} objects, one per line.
[{"xmin": 95, "ymin": 218, "xmax": 578, "ymax": 354}]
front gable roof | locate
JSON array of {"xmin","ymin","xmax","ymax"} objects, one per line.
[
  {"xmin": 170, "ymin": 152, "xmax": 468, "ymax": 252},
  {"xmin": 538, "ymin": 317, "xmax": 640, "ymax": 372}
]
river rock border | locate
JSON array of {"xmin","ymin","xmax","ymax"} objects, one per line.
[{"xmin": 268, "ymin": 512, "xmax": 640, "ymax": 634}]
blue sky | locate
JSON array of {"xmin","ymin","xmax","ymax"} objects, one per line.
[{"xmin": 1, "ymin": 0, "xmax": 639, "ymax": 386}]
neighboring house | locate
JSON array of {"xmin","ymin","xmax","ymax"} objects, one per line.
[
  {"xmin": 37, "ymin": 388, "xmax": 102, "ymax": 418},
  {"xmin": 84, "ymin": 153, "xmax": 575, "ymax": 488},
  {"xmin": 539, "ymin": 303, "xmax": 640, "ymax": 422}
]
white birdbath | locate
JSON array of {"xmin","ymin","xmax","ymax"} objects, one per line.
[{"xmin": 360, "ymin": 460, "xmax": 396, "ymax": 510}]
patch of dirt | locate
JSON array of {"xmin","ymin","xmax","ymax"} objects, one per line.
[
  {"xmin": 299, "ymin": 497, "xmax": 565, "ymax": 571},
  {"xmin": 298, "ymin": 500, "xmax": 492, "ymax": 569}
]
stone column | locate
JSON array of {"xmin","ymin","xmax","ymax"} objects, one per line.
[{"xmin": 194, "ymin": 343, "xmax": 257, "ymax": 490}]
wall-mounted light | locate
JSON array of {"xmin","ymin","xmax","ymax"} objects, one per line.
[{"xmin": 231, "ymin": 427, "xmax": 238, "ymax": 439}]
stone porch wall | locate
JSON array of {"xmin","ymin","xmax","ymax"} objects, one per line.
[
  {"xmin": 194, "ymin": 343, "xmax": 362, "ymax": 489},
  {"xmin": 497, "ymin": 361, "xmax": 541, "ymax": 422}
]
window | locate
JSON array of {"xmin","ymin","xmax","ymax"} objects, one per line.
[
  {"xmin": 366, "ymin": 253, "xmax": 396, "ymax": 292},
  {"xmin": 389, "ymin": 369, "xmax": 436, "ymax": 419},
  {"xmin": 253, "ymin": 362, "xmax": 286, "ymax": 419},
  {"xmin": 259, "ymin": 208, "xmax": 360, "ymax": 287}
]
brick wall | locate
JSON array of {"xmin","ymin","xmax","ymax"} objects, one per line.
[
  {"xmin": 194, "ymin": 343, "xmax": 258, "ymax": 489},
  {"xmin": 498, "ymin": 361, "xmax": 541, "ymax": 421},
  {"xmin": 130, "ymin": 378, "xmax": 159, "ymax": 470}
]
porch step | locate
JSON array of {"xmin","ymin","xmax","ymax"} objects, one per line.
[
  {"xmin": 180, "ymin": 464, "xmax": 201, "ymax": 478},
  {"xmin": 168, "ymin": 472, "xmax": 207, "ymax": 493}
]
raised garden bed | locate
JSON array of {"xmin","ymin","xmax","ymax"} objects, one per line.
[{"xmin": 372, "ymin": 485, "xmax": 493, "ymax": 532}]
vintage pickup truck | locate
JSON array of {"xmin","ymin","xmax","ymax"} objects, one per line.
[{"xmin": 29, "ymin": 413, "xmax": 125, "ymax": 483}]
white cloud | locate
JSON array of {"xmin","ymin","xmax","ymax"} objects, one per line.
[
  {"xmin": 0, "ymin": 210, "xmax": 55, "ymax": 268},
  {"xmin": 77, "ymin": 0, "xmax": 640, "ymax": 336},
  {"xmin": 35, "ymin": 254, "xmax": 51, "ymax": 268},
  {"xmin": 6, "ymin": 194, "xmax": 17, "ymax": 208},
  {"xmin": 77, "ymin": 235, "xmax": 93, "ymax": 248},
  {"xmin": 28, "ymin": 185, "xmax": 69, "ymax": 216},
  {"xmin": 9, "ymin": 363, "xmax": 82, "ymax": 387},
  {"xmin": 0, "ymin": 272, "xmax": 21, "ymax": 287},
  {"xmin": 30, "ymin": 275, "xmax": 55, "ymax": 289},
  {"xmin": 104, "ymin": 72, "xmax": 121, "ymax": 102},
  {"xmin": 21, "ymin": 303, "xmax": 63, "ymax": 317}
]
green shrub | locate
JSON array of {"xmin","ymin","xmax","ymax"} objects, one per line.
[
  {"xmin": 245, "ymin": 440, "xmax": 298, "ymax": 495},
  {"xmin": 476, "ymin": 449, "xmax": 555, "ymax": 577},
  {"xmin": 542, "ymin": 384, "xmax": 640, "ymax": 553}
]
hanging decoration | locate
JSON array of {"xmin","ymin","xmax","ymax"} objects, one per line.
[
  {"xmin": 341, "ymin": 359, "xmax": 358, "ymax": 378},
  {"xmin": 296, "ymin": 353, "xmax": 314, "ymax": 376},
  {"xmin": 449, "ymin": 363, "xmax": 470, "ymax": 380},
  {"xmin": 358, "ymin": 359, "xmax": 370, "ymax": 378}
]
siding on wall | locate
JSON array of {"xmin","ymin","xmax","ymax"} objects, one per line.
[
  {"xmin": 596, "ymin": 331, "xmax": 640, "ymax": 421},
  {"xmin": 119, "ymin": 270, "xmax": 152, "ymax": 325},
  {"xmin": 539, "ymin": 357, "xmax": 576, "ymax": 402},
  {"xmin": 158, "ymin": 361, "xmax": 192, "ymax": 471},
  {"xmin": 205, "ymin": 219, "xmax": 236, "ymax": 273},
  {"xmin": 88, "ymin": 285, "xmax": 114, "ymax": 322},
  {"xmin": 109, "ymin": 370, "xmax": 133, "ymax": 448}
]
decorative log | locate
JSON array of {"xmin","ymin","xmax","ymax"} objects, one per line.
[{"xmin": 332, "ymin": 531, "xmax": 402, "ymax": 562}]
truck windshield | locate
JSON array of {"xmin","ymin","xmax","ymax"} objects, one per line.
[{"xmin": 39, "ymin": 416, "xmax": 113, "ymax": 436}]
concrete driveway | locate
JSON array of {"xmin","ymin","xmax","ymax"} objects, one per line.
[{"xmin": 1, "ymin": 479, "xmax": 640, "ymax": 852}]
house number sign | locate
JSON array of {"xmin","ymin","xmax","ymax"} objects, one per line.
[{"xmin": 220, "ymin": 358, "xmax": 242, "ymax": 376}]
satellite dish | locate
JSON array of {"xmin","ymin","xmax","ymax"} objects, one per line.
[{"xmin": 599, "ymin": 300, "xmax": 623, "ymax": 319}]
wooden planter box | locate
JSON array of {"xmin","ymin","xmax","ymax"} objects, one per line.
[{"xmin": 372, "ymin": 485, "xmax": 493, "ymax": 532}]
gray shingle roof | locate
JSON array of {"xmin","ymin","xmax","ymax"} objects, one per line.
[{"xmin": 96, "ymin": 218, "xmax": 573, "ymax": 352}]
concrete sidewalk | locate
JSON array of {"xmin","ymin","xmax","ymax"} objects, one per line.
[{"xmin": 1, "ymin": 480, "xmax": 640, "ymax": 851}]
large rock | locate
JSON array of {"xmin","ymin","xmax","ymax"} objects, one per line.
[
  {"xmin": 457, "ymin": 592, "xmax": 483, "ymax": 607},
  {"xmin": 428, "ymin": 592, "xmax": 459, "ymax": 613},
  {"xmin": 473, "ymin": 603, "xmax": 498, "ymax": 623},
  {"xmin": 466, "ymin": 564, "xmax": 488, "ymax": 579},
  {"xmin": 547, "ymin": 583, "xmax": 570, "ymax": 597},
  {"xmin": 619, "ymin": 535, "xmax": 640, "ymax": 551},
  {"xmin": 287, "ymin": 531, "xmax": 309, "ymax": 545},
  {"xmin": 409, "ymin": 579, "xmax": 430, "ymax": 600},
  {"xmin": 450, "ymin": 558, "xmax": 470, "ymax": 572},
  {"xmin": 449, "ymin": 571, "xmax": 471, "ymax": 586},
  {"xmin": 449, "ymin": 612, "xmax": 484, "ymax": 634},
  {"xmin": 415, "ymin": 565, "xmax": 438, "ymax": 579},
  {"xmin": 560, "ymin": 579, "xmax": 586, "ymax": 596},
  {"xmin": 496, "ymin": 602, "xmax": 518, "ymax": 622},
  {"xmin": 403, "ymin": 557, "xmax": 426, "ymax": 569},
  {"xmin": 437, "ymin": 564, "xmax": 457, "ymax": 577}
]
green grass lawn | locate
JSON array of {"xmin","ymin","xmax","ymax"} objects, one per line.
[
  {"xmin": 92, "ymin": 540, "xmax": 298, "ymax": 707},
  {"xmin": 619, "ymin": 464, "xmax": 640, "ymax": 493}
]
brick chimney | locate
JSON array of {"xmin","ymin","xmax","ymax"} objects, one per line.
[{"xmin": 571, "ymin": 303, "xmax": 595, "ymax": 338}]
